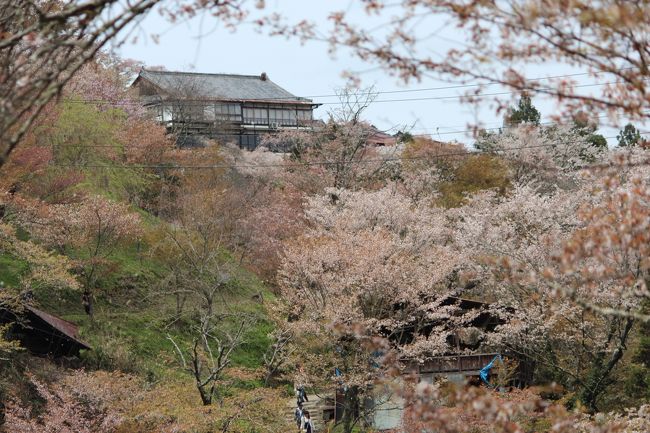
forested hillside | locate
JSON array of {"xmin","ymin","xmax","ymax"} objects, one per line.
[
  {"xmin": 0, "ymin": 58, "xmax": 290, "ymax": 432},
  {"xmin": 0, "ymin": 54, "xmax": 649, "ymax": 433},
  {"xmin": 2, "ymin": 2, "xmax": 650, "ymax": 433}
]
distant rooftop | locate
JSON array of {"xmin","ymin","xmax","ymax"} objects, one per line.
[{"xmin": 135, "ymin": 69, "xmax": 314, "ymax": 104}]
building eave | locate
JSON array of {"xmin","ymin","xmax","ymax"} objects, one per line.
[{"xmin": 142, "ymin": 96, "xmax": 318, "ymax": 106}]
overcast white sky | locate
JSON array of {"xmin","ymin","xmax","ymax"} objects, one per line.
[{"xmin": 114, "ymin": 1, "xmax": 627, "ymax": 146}]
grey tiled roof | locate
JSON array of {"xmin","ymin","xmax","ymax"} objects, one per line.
[{"xmin": 137, "ymin": 69, "xmax": 313, "ymax": 104}]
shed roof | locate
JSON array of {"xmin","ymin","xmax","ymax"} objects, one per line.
[
  {"xmin": 134, "ymin": 69, "xmax": 315, "ymax": 105},
  {"xmin": 25, "ymin": 305, "xmax": 89, "ymax": 348},
  {"xmin": 0, "ymin": 304, "xmax": 90, "ymax": 356}
]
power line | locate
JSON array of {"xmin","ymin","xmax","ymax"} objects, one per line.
[
  {"xmin": 348, "ymin": 82, "xmax": 621, "ymax": 105},
  {"xmin": 200, "ymin": 68, "xmax": 633, "ymax": 100},
  {"xmin": 63, "ymin": 80, "xmax": 620, "ymax": 107},
  {"xmin": 410, "ymin": 113, "xmax": 616, "ymax": 136},
  {"xmin": 67, "ymin": 81, "xmax": 618, "ymax": 107},
  {"xmin": 32, "ymin": 113, "xmax": 625, "ymax": 149},
  {"xmin": 303, "ymin": 70, "xmax": 614, "ymax": 98}
]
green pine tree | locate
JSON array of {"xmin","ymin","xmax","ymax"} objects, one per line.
[
  {"xmin": 617, "ymin": 123, "xmax": 642, "ymax": 147},
  {"xmin": 572, "ymin": 114, "xmax": 608, "ymax": 150},
  {"xmin": 506, "ymin": 95, "xmax": 541, "ymax": 126}
]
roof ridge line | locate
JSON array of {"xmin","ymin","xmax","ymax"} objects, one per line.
[{"xmin": 143, "ymin": 70, "xmax": 263, "ymax": 79}]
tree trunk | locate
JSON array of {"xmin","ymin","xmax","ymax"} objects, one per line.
[
  {"xmin": 198, "ymin": 383, "xmax": 212, "ymax": 406},
  {"xmin": 342, "ymin": 386, "xmax": 359, "ymax": 433},
  {"xmin": 175, "ymin": 292, "xmax": 187, "ymax": 318},
  {"xmin": 580, "ymin": 318, "xmax": 635, "ymax": 411},
  {"xmin": 82, "ymin": 289, "xmax": 94, "ymax": 319}
]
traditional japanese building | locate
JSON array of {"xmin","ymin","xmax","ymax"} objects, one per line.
[{"xmin": 132, "ymin": 69, "xmax": 320, "ymax": 149}]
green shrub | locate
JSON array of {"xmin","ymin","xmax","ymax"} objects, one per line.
[
  {"xmin": 81, "ymin": 337, "xmax": 142, "ymax": 374},
  {"xmin": 624, "ymin": 363, "xmax": 650, "ymax": 400}
]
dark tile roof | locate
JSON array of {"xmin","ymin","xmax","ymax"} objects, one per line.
[{"xmin": 136, "ymin": 69, "xmax": 314, "ymax": 104}]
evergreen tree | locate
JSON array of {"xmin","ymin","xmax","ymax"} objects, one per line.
[
  {"xmin": 473, "ymin": 129, "xmax": 501, "ymax": 152},
  {"xmin": 506, "ymin": 95, "xmax": 541, "ymax": 126},
  {"xmin": 586, "ymin": 133, "xmax": 608, "ymax": 149},
  {"xmin": 617, "ymin": 123, "xmax": 642, "ymax": 147},
  {"xmin": 572, "ymin": 114, "xmax": 608, "ymax": 150}
]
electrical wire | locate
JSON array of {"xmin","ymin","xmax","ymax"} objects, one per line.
[
  {"xmin": 409, "ymin": 113, "xmax": 615, "ymax": 136},
  {"xmin": 31, "ymin": 117, "xmax": 642, "ymax": 149},
  {"xmin": 62, "ymin": 80, "xmax": 621, "ymax": 106},
  {"xmin": 146, "ymin": 67, "xmax": 634, "ymax": 100}
]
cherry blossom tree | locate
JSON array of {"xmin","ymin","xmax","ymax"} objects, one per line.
[
  {"xmin": 551, "ymin": 152, "xmax": 650, "ymax": 321},
  {"xmin": 475, "ymin": 124, "xmax": 600, "ymax": 187},
  {"xmin": 4, "ymin": 374, "xmax": 123, "ymax": 433},
  {"xmin": 0, "ymin": 0, "xmax": 155, "ymax": 167},
  {"xmin": 64, "ymin": 52, "xmax": 145, "ymax": 118},
  {"xmin": 453, "ymin": 144, "xmax": 649, "ymax": 410},
  {"xmin": 12, "ymin": 194, "xmax": 142, "ymax": 318},
  {"xmin": 278, "ymin": 186, "xmax": 501, "ymax": 432},
  {"xmin": 261, "ymin": 87, "xmax": 400, "ymax": 193},
  {"xmin": 0, "ymin": 221, "xmax": 79, "ymax": 295},
  {"xmin": 151, "ymin": 166, "xmax": 261, "ymax": 405},
  {"xmin": 280, "ymin": 187, "xmax": 460, "ymax": 334},
  {"xmin": 399, "ymin": 378, "xmax": 650, "ymax": 433},
  {"xmin": 234, "ymin": 183, "xmax": 305, "ymax": 283},
  {"xmin": 279, "ymin": 123, "xmax": 649, "ymax": 419}
]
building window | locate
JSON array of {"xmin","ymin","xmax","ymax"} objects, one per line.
[
  {"xmin": 269, "ymin": 108, "xmax": 297, "ymax": 126},
  {"xmin": 243, "ymin": 107, "xmax": 268, "ymax": 124},
  {"xmin": 297, "ymin": 109, "xmax": 312, "ymax": 121},
  {"xmin": 156, "ymin": 104, "xmax": 174, "ymax": 122},
  {"xmin": 240, "ymin": 134, "xmax": 259, "ymax": 150},
  {"xmin": 172, "ymin": 102, "xmax": 204, "ymax": 122},
  {"xmin": 214, "ymin": 103, "xmax": 241, "ymax": 121}
]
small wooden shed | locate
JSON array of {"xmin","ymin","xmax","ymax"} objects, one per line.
[{"xmin": 0, "ymin": 305, "xmax": 90, "ymax": 357}]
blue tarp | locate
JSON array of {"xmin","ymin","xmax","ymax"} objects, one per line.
[
  {"xmin": 479, "ymin": 354, "xmax": 503, "ymax": 386},
  {"xmin": 335, "ymin": 367, "xmax": 348, "ymax": 391}
]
